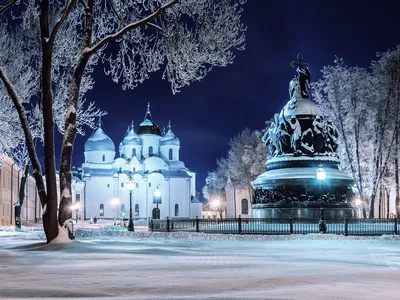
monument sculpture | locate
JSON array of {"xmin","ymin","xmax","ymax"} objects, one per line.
[{"xmin": 252, "ymin": 54, "xmax": 354, "ymax": 219}]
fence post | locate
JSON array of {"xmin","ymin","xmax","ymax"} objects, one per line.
[
  {"xmin": 166, "ymin": 217, "xmax": 170, "ymax": 232},
  {"xmin": 395, "ymin": 218, "xmax": 398, "ymax": 235},
  {"xmin": 196, "ymin": 216, "xmax": 200, "ymax": 233},
  {"xmin": 344, "ymin": 218, "xmax": 348, "ymax": 236},
  {"xmin": 238, "ymin": 215, "xmax": 242, "ymax": 234},
  {"xmin": 150, "ymin": 218, "xmax": 154, "ymax": 232},
  {"xmin": 289, "ymin": 217, "xmax": 293, "ymax": 234}
]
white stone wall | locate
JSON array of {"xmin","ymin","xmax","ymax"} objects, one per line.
[{"xmin": 84, "ymin": 150, "xmax": 115, "ymax": 164}]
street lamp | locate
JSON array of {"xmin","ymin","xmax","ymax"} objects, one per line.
[
  {"xmin": 211, "ymin": 198, "xmax": 222, "ymax": 219},
  {"xmin": 111, "ymin": 198, "xmax": 120, "ymax": 225},
  {"xmin": 126, "ymin": 178, "xmax": 135, "ymax": 232},
  {"xmin": 71, "ymin": 203, "xmax": 79, "ymax": 224},
  {"xmin": 153, "ymin": 187, "xmax": 162, "ymax": 219},
  {"xmin": 316, "ymin": 167, "xmax": 327, "ymax": 233}
]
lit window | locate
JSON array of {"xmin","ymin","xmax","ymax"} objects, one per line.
[
  {"xmin": 175, "ymin": 204, "xmax": 179, "ymax": 217},
  {"xmin": 241, "ymin": 199, "xmax": 249, "ymax": 215},
  {"xmin": 135, "ymin": 204, "xmax": 139, "ymax": 216}
]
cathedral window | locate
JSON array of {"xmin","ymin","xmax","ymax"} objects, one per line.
[
  {"xmin": 149, "ymin": 146, "xmax": 153, "ymax": 156},
  {"xmin": 121, "ymin": 183, "xmax": 124, "ymax": 188},
  {"xmin": 241, "ymin": 198, "xmax": 249, "ymax": 215},
  {"xmin": 175, "ymin": 204, "xmax": 179, "ymax": 217},
  {"xmin": 149, "ymin": 182, "xmax": 152, "ymax": 187},
  {"xmin": 132, "ymin": 148, "xmax": 136, "ymax": 157},
  {"xmin": 100, "ymin": 204, "xmax": 104, "ymax": 217},
  {"xmin": 135, "ymin": 204, "xmax": 139, "ymax": 216},
  {"xmin": 120, "ymin": 204, "xmax": 125, "ymax": 217},
  {"xmin": 102, "ymin": 154, "xmax": 105, "ymax": 161},
  {"xmin": 76, "ymin": 194, "xmax": 81, "ymax": 202},
  {"xmin": 136, "ymin": 183, "xmax": 139, "ymax": 188},
  {"xmin": 107, "ymin": 184, "xmax": 110, "ymax": 188},
  {"xmin": 169, "ymin": 149, "xmax": 173, "ymax": 160}
]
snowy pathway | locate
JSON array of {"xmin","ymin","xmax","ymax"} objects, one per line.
[{"xmin": 1, "ymin": 228, "xmax": 400, "ymax": 299}]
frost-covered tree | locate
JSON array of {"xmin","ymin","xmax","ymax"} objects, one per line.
[
  {"xmin": 225, "ymin": 129, "xmax": 267, "ymax": 201},
  {"xmin": 204, "ymin": 129, "xmax": 267, "ymax": 211},
  {"xmin": 314, "ymin": 47, "xmax": 400, "ymax": 218},
  {"xmin": 203, "ymin": 160, "xmax": 228, "ymax": 218},
  {"xmin": 0, "ymin": 0, "xmax": 247, "ymax": 242}
]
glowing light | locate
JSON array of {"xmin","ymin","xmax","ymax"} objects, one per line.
[
  {"xmin": 355, "ymin": 198, "xmax": 361, "ymax": 206},
  {"xmin": 126, "ymin": 180, "xmax": 135, "ymax": 191},
  {"xmin": 316, "ymin": 168, "xmax": 326, "ymax": 181},
  {"xmin": 112, "ymin": 198, "xmax": 120, "ymax": 206},
  {"xmin": 154, "ymin": 189, "xmax": 161, "ymax": 198}
]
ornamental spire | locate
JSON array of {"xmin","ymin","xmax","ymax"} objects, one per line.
[
  {"xmin": 144, "ymin": 102, "xmax": 152, "ymax": 121},
  {"xmin": 168, "ymin": 120, "xmax": 171, "ymax": 130}
]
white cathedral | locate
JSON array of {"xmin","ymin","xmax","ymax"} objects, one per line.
[{"xmin": 78, "ymin": 103, "xmax": 202, "ymax": 221}]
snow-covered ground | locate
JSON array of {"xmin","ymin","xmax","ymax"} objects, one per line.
[{"xmin": 1, "ymin": 225, "xmax": 400, "ymax": 299}]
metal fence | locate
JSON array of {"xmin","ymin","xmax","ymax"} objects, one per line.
[{"xmin": 148, "ymin": 217, "xmax": 399, "ymax": 236}]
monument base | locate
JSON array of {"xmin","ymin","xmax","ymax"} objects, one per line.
[{"xmin": 251, "ymin": 202, "xmax": 354, "ymax": 219}]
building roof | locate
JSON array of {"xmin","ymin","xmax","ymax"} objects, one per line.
[
  {"xmin": 160, "ymin": 121, "xmax": 180, "ymax": 146},
  {"xmin": 84, "ymin": 119, "xmax": 115, "ymax": 152},
  {"xmin": 138, "ymin": 103, "xmax": 162, "ymax": 136},
  {"xmin": 122, "ymin": 122, "xmax": 142, "ymax": 145}
]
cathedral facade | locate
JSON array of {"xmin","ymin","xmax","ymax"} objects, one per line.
[{"xmin": 81, "ymin": 103, "xmax": 202, "ymax": 221}]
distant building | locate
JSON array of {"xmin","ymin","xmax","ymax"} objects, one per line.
[
  {"xmin": 0, "ymin": 156, "xmax": 38, "ymax": 226},
  {"xmin": 81, "ymin": 103, "xmax": 202, "ymax": 220}
]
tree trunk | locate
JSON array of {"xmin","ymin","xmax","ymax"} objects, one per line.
[
  {"xmin": 0, "ymin": 65, "xmax": 54, "ymax": 241},
  {"xmin": 39, "ymin": 0, "xmax": 59, "ymax": 242},
  {"xmin": 58, "ymin": 0, "xmax": 94, "ymax": 238},
  {"xmin": 395, "ymin": 125, "xmax": 399, "ymax": 217},
  {"xmin": 14, "ymin": 162, "xmax": 30, "ymax": 231}
]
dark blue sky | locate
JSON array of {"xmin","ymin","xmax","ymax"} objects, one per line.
[{"xmin": 68, "ymin": 0, "xmax": 400, "ymax": 193}]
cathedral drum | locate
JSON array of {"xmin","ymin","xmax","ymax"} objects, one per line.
[{"xmin": 252, "ymin": 54, "xmax": 355, "ymax": 219}]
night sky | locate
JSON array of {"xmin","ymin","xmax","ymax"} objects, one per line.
[{"xmin": 65, "ymin": 0, "xmax": 400, "ymax": 195}]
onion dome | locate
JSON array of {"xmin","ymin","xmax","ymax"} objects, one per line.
[
  {"xmin": 138, "ymin": 102, "xmax": 162, "ymax": 135},
  {"xmin": 122, "ymin": 121, "xmax": 142, "ymax": 145},
  {"xmin": 84, "ymin": 118, "xmax": 115, "ymax": 152},
  {"xmin": 160, "ymin": 120, "xmax": 180, "ymax": 146}
]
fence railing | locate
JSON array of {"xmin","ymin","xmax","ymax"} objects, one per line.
[{"xmin": 148, "ymin": 217, "xmax": 399, "ymax": 236}]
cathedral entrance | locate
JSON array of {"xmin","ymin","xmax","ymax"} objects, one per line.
[{"xmin": 152, "ymin": 208, "xmax": 160, "ymax": 219}]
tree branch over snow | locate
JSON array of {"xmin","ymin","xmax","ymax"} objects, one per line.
[{"xmin": 88, "ymin": 0, "xmax": 179, "ymax": 55}]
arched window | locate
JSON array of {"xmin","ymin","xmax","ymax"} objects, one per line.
[
  {"xmin": 102, "ymin": 154, "xmax": 105, "ymax": 162},
  {"xmin": 169, "ymin": 149, "xmax": 173, "ymax": 160},
  {"xmin": 149, "ymin": 146, "xmax": 153, "ymax": 156},
  {"xmin": 120, "ymin": 204, "xmax": 125, "ymax": 217},
  {"xmin": 121, "ymin": 183, "xmax": 124, "ymax": 188},
  {"xmin": 100, "ymin": 204, "xmax": 104, "ymax": 216},
  {"xmin": 175, "ymin": 204, "xmax": 179, "ymax": 217},
  {"xmin": 132, "ymin": 148, "xmax": 136, "ymax": 157},
  {"xmin": 135, "ymin": 204, "xmax": 139, "ymax": 216},
  {"xmin": 241, "ymin": 198, "xmax": 249, "ymax": 215}
]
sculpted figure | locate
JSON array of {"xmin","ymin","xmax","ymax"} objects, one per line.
[
  {"xmin": 291, "ymin": 54, "xmax": 311, "ymax": 99},
  {"xmin": 313, "ymin": 115, "xmax": 325, "ymax": 153}
]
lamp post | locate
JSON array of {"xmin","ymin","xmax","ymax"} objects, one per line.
[
  {"xmin": 316, "ymin": 167, "xmax": 327, "ymax": 233},
  {"xmin": 112, "ymin": 198, "xmax": 119, "ymax": 226},
  {"xmin": 153, "ymin": 188, "xmax": 162, "ymax": 219},
  {"xmin": 126, "ymin": 179, "xmax": 135, "ymax": 231}
]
